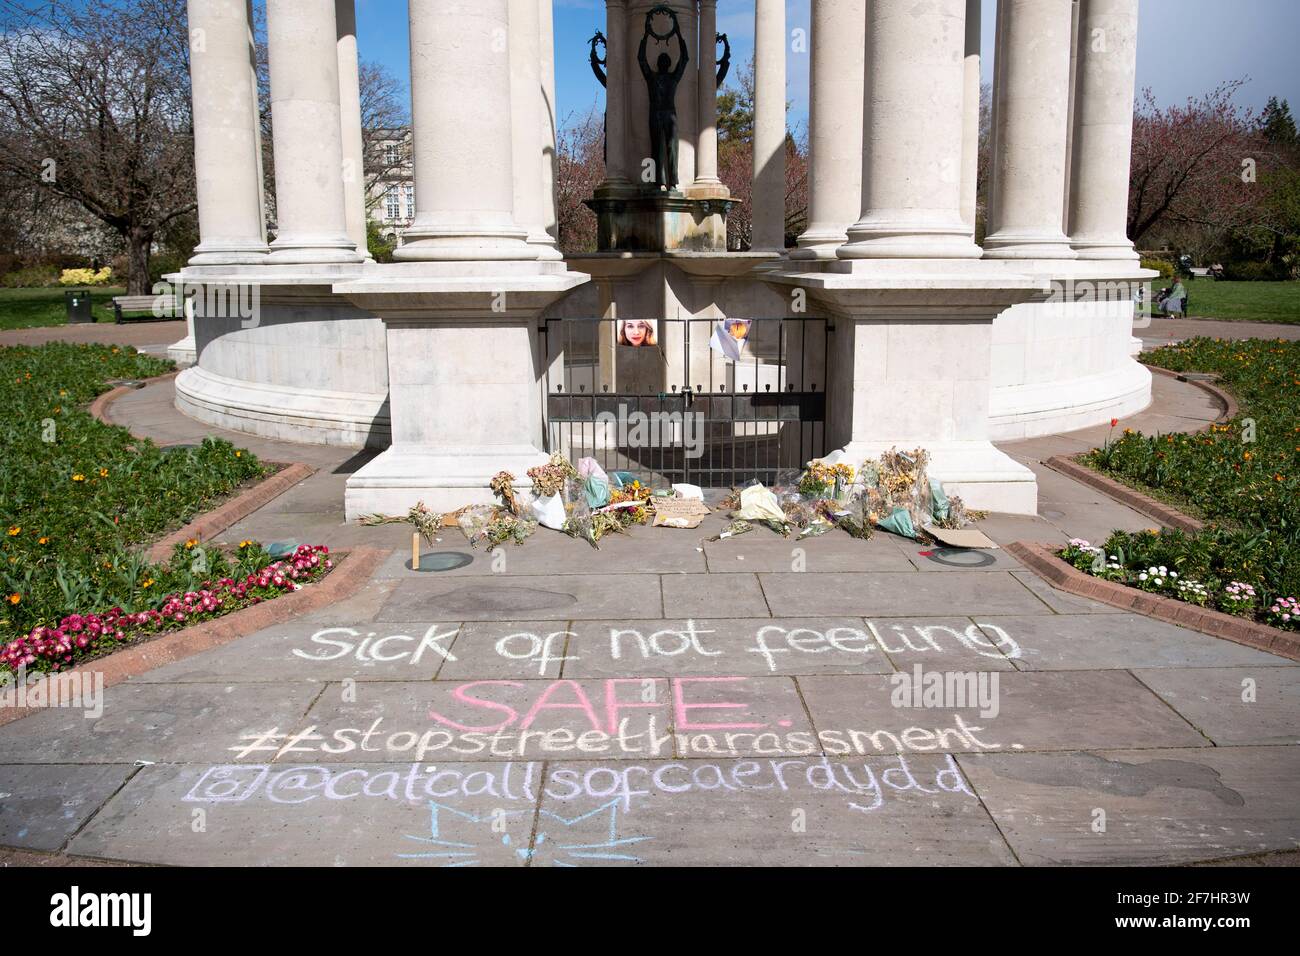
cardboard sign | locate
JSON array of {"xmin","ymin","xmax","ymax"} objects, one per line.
[
  {"xmin": 652, "ymin": 496, "xmax": 711, "ymax": 529},
  {"xmin": 923, "ymin": 525, "xmax": 999, "ymax": 549}
]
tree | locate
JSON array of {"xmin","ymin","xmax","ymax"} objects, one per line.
[
  {"xmin": 1127, "ymin": 80, "xmax": 1264, "ymax": 245},
  {"xmin": 554, "ymin": 106, "xmax": 604, "ymax": 254},
  {"xmin": 716, "ymin": 59, "xmax": 755, "ymax": 144},
  {"xmin": 358, "ymin": 61, "xmax": 410, "ymax": 209},
  {"xmin": 1261, "ymin": 96, "xmax": 1298, "ymax": 147},
  {"xmin": 0, "ymin": 0, "xmax": 195, "ymax": 294}
]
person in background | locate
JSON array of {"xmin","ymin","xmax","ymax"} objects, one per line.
[{"xmin": 1164, "ymin": 275, "xmax": 1187, "ymax": 318}]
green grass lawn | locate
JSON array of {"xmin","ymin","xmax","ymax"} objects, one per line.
[
  {"xmin": 1183, "ymin": 280, "xmax": 1300, "ymax": 325},
  {"xmin": 0, "ymin": 286, "xmax": 125, "ymax": 331}
]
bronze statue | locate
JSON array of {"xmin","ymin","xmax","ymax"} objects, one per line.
[
  {"xmin": 589, "ymin": 31, "xmax": 608, "ymax": 164},
  {"xmin": 588, "ymin": 30, "xmax": 607, "ymax": 87},
  {"xmin": 716, "ymin": 32, "xmax": 731, "ymax": 87},
  {"xmin": 638, "ymin": 4, "xmax": 688, "ymax": 191}
]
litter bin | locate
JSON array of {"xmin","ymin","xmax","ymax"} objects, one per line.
[{"xmin": 65, "ymin": 290, "xmax": 94, "ymax": 325}]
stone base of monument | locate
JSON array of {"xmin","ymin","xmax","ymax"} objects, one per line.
[
  {"xmin": 763, "ymin": 257, "xmax": 1049, "ymax": 516},
  {"xmin": 334, "ymin": 260, "xmax": 590, "ymax": 521},
  {"xmin": 344, "ymin": 446, "xmax": 551, "ymax": 519},
  {"xmin": 585, "ymin": 188, "xmax": 733, "ymax": 253}
]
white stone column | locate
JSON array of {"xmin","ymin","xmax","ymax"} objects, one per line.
[
  {"xmin": 983, "ymin": 0, "xmax": 1077, "ymax": 260},
  {"xmin": 792, "ymin": 0, "xmax": 865, "ymax": 258},
  {"xmin": 840, "ymin": 0, "xmax": 980, "ymax": 258},
  {"xmin": 265, "ymin": 0, "xmax": 361, "ymax": 263},
  {"xmin": 1067, "ymin": 0, "xmax": 1140, "ymax": 261},
  {"xmin": 752, "ymin": 0, "xmax": 786, "ymax": 251},
  {"xmin": 960, "ymin": 0, "xmax": 981, "ymax": 233},
  {"xmin": 396, "ymin": 0, "xmax": 534, "ymax": 261},
  {"xmin": 510, "ymin": 0, "xmax": 562, "ymax": 259},
  {"xmin": 599, "ymin": 0, "xmax": 630, "ymax": 189},
  {"xmin": 539, "ymin": 0, "xmax": 561, "ymax": 244},
  {"xmin": 186, "ymin": 0, "xmax": 267, "ymax": 265},
  {"xmin": 336, "ymin": 0, "xmax": 371, "ymax": 260},
  {"xmin": 691, "ymin": 0, "xmax": 726, "ymax": 198}
]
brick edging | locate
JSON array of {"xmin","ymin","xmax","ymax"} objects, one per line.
[
  {"xmin": 1045, "ymin": 456, "xmax": 1204, "ymax": 533},
  {"xmin": 1142, "ymin": 362, "xmax": 1240, "ymax": 423},
  {"xmin": 1005, "ymin": 540, "xmax": 1300, "ymax": 662},
  {"xmin": 0, "ymin": 546, "xmax": 392, "ymax": 727},
  {"xmin": 145, "ymin": 461, "xmax": 316, "ymax": 563}
]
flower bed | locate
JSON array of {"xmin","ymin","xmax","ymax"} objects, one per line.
[
  {"xmin": 1061, "ymin": 534, "xmax": 1295, "ymax": 632},
  {"xmin": 1, "ymin": 343, "xmax": 273, "ymax": 638},
  {"xmin": 2, "ymin": 544, "xmax": 333, "ymax": 673},
  {"xmin": 1080, "ymin": 337, "xmax": 1299, "ymax": 608}
]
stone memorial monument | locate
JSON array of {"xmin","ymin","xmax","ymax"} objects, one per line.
[{"xmin": 170, "ymin": 0, "xmax": 1154, "ymax": 519}]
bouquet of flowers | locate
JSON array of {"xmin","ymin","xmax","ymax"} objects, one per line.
[
  {"xmin": 359, "ymin": 500, "xmax": 445, "ymax": 544},
  {"xmin": 490, "ymin": 470, "xmax": 523, "ymax": 516},
  {"xmin": 707, "ymin": 519, "xmax": 754, "ymax": 542},
  {"xmin": 457, "ymin": 503, "xmax": 536, "ymax": 549},
  {"xmin": 564, "ymin": 480, "xmax": 652, "ymax": 548},
  {"xmin": 527, "ymin": 454, "xmax": 578, "ymax": 499},
  {"xmin": 797, "ymin": 460, "xmax": 855, "ymax": 500}
]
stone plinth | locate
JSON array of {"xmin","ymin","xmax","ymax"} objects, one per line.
[
  {"xmin": 985, "ymin": 259, "xmax": 1157, "ymax": 439},
  {"xmin": 585, "ymin": 190, "xmax": 732, "ymax": 253},
  {"xmin": 170, "ymin": 262, "xmax": 388, "ymax": 448},
  {"xmin": 764, "ymin": 259, "xmax": 1046, "ymax": 515},
  {"xmin": 335, "ymin": 261, "xmax": 588, "ymax": 518}
]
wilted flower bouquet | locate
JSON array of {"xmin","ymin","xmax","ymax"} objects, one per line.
[
  {"xmin": 527, "ymin": 454, "xmax": 578, "ymax": 499},
  {"xmin": 458, "ymin": 471, "xmax": 537, "ymax": 548}
]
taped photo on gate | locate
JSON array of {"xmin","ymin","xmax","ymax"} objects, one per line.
[
  {"xmin": 617, "ymin": 318, "xmax": 658, "ymax": 348},
  {"xmin": 709, "ymin": 318, "xmax": 752, "ymax": 362}
]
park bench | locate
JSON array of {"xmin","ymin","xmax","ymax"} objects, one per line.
[{"xmin": 112, "ymin": 293, "xmax": 184, "ymax": 324}]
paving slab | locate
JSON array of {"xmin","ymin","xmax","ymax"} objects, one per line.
[
  {"xmin": 127, "ymin": 621, "xmax": 461, "ymax": 684},
  {"xmin": 1132, "ymin": 666, "xmax": 1300, "ymax": 746},
  {"xmin": 0, "ymin": 764, "xmax": 135, "ymax": 852},
  {"xmin": 797, "ymin": 670, "xmax": 1212, "ymax": 755},
  {"xmin": 959, "ymin": 747, "xmax": 1300, "ymax": 865},
  {"xmin": 0, "ymin": 683, "xmax": 322, "ymax": 764},
  {"xmin": 1007, "ymin": 569, "xmax": 1125, "ymax": 614},
  {"xmin": 702, "ymin": 533, "xmax": 915, "ymax": 573},
  {"xmin": 561, "ymin": 618, "xmax": 896, "ymax": 677},
  {"xmin": 373, "ymin": 527, "xmax": 710, "ymax": 578},
  {"xmin": 292, "ymin": 576, "xmax": 399, "ymax": 625},
  {"xmin": 977, "ymin": 614, "xmax": 1295, "ymax": 671},
  {"xmin": 532, "ymin": 755, "xmax": 1015, "ymax": 866},
  {"xmin": 377, "ymin": 573, "xmax": 664, "ymax": 622},
  {"xmin": 757, "ymin": 571, "xmax": 1047, "ymax": 617},
  {"xmin": 66, "ymin": 761, "xmax": 540, "ymax": 866},
  {"xmin": 663, "ymin": 572, "xmax": 771, "ymax": 617}
]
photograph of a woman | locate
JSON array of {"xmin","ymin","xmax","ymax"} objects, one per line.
[{"xmin": 617, "ymin": 319, "xmax": 658, "ymax": 348}]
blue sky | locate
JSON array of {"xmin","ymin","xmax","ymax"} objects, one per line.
[{"xmin": 353, "ymin": 0, "xmax": 1300, "ymax": 131}]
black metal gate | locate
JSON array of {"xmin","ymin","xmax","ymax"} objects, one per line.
[{"xmin": 540, "ymin": 316, "xmax": 830, "ymax": 488}]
